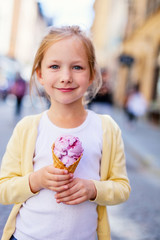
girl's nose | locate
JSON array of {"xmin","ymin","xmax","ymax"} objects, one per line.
[{"xmin": 60, "ymin": 68, "xmax": 72, "ymax": 83}]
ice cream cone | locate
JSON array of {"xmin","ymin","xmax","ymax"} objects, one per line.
[{"xmin": 52, "ymin": 143, "xmax": 82, "ymax": 173}]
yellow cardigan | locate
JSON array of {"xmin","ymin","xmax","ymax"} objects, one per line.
[{"xmin": 0, "ymin": 113, "xmax": 131, "ymax": 240}]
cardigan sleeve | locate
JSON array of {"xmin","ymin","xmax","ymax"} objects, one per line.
[
  {"xmin": 91, "ymin": 116, "xmax": 131, "ymax": 206},
  {"xmin": 0, "ymin": 122, "xmax": 36, "ymax": 205}
]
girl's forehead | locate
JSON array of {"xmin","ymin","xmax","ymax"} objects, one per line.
[
  {"xmin": 50, "ymin": 36, "xmax": 84, "ymax": 48},
  {"xmin": 44, "ymin": 36, "xmax": 87, "ymax": 58}
]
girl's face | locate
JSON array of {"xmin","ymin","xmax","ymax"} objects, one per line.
[{"xmin": 37, "ymin": 37, "xmax": 93, "ymax": 106}]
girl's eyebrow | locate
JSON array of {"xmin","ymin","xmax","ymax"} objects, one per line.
[
  {"xmin": 48, "ymin": 59, "xmax": 59, "ymax": 63},
  {"xmin": 72, "ymin": 60, "xmax": 84, "ymax": 64},
  {"xmin": 70, "ymin": 58, "xmax": 87, "ymax": 64},
  {"xmin": 48, "ymin": 59, "xmax": 85, "ymax": 64}
]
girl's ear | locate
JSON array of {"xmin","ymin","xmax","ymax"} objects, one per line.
[{"xmin": 36, "ymin": 68, "xmax": 44, "ymax": 85}]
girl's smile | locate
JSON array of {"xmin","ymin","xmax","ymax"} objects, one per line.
[
  {"xmin": 56, "ymin": 87, "xmax": 77, "ymax": 93},
  {"xmin": 37, "ymin": 37, "xmax": 92, "ymax": 106}
]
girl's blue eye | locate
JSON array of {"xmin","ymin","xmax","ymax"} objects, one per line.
[
  {"xmin": 73, "ymin": 65, "xmax": 82, "ymax": 70},
  {"xmin": 50, "ymin": 65, "xmax": 59, "ymax": 69}
]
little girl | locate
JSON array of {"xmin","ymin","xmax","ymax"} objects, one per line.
[{"xmin": 0, "ymin": 26, "xmax": 131, "ymax": 240}]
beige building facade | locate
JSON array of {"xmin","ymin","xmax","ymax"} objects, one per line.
[
  {"xmin": 115, "ymin": 1, "xmax": 160, "ymax": 108},
  {"xmin": 91, "ymin": 0, "xmax": 128, "ymax": 67}
]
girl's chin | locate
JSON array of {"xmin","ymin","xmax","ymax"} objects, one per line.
[{"xmin": 51, "ymin": 97, "xmax": 83, "ymax": 106}]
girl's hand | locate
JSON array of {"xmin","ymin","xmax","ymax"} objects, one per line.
[
  {"xmin": 54, "ymin": 178, "xmax": 97, "ymax": 205},
  {"xmin": 29, "ymin": 165, "xmax": 73, "ymax": 193}
]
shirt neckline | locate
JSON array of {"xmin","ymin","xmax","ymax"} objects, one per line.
[{"xmin": 43, "ymin": 110, "xmax": 91, "ymax": 133}]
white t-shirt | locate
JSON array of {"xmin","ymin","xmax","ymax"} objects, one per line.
[{"xmin": 14, "ymin": 110, "xmax": 103, "ymax": 240}]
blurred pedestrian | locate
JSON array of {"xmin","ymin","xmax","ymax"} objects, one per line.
[
  {"xmin": 124, "ymin": 83, "xmax": 147, "ymax": 123},
  {"xmin": 11, "ymin": 72, "xmax": 26, "ymax": 116},
  {"xmin": 0, "ymin": 26, "xmax": 130, "ymax": 240}
]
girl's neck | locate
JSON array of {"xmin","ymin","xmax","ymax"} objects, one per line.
[{"xmin": 47, "ymin": 102, "xmax": 88, "ymax": 129}]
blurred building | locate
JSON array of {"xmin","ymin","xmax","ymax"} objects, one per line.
[
  {"xmin": 92, "ymin": 0, "xmax": 128, "ymax": 67},
  {"xmin": 91, "ymin": 0, "xmax": 128, "ymax": 104},
  {"xmin": 0, "ymin": 0, "xmax": 46, "ymax": 84},
  {"xmin": 115, "ymin": 0, "xmax": 160, "ymax": 112}
]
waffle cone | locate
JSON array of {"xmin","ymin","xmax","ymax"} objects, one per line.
[{"xmin": 52, "ymin": 143, "xmax": 82, "ymax": 173}]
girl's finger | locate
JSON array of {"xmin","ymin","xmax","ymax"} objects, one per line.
[
  {"xmin": 55, "ymin": 183, "xmax": 81, "ymax": 201},
  {"xmin": 48, "ymin": 166, "xmax": 69, "ymax": 175},
  {"xmin": 49, "ymin": 184, "xmax": 69, "ymax": 192},
  {"xmin": 48, "ymin": 178, "xmax": 72, "ymax": 188},
  {"xmin": 47, "ymin": 172, "xmax": 73, "ymax": 182}
]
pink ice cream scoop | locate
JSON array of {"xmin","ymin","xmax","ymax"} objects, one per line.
[{"xmin": 53, "ymin": 135, "xmax": 84, "ymax": 168}]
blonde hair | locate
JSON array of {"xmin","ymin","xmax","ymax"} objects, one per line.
[{"xmin": 30, "ymin": 25, "xmax": 102, "ymax": 104}]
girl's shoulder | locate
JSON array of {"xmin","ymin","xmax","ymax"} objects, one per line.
[
  {"xmin": 98, "ymin": 114, "xmax": 120, "ymax": 130},
  {"xmin": 98, "ymin": 114, "xmax": 121, "ymax": 134},
  {"xmin": 15, "ymin": 113, "xmax": 43, "ymax": 130}
]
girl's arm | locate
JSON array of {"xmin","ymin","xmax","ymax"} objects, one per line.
[
  {"xmin": 91, "ymin": 126, "xmax": 131, "ymax": 206},
  {"xmin": 0, "ymin": 126, "xmax": 35, "ymax": 205}
]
